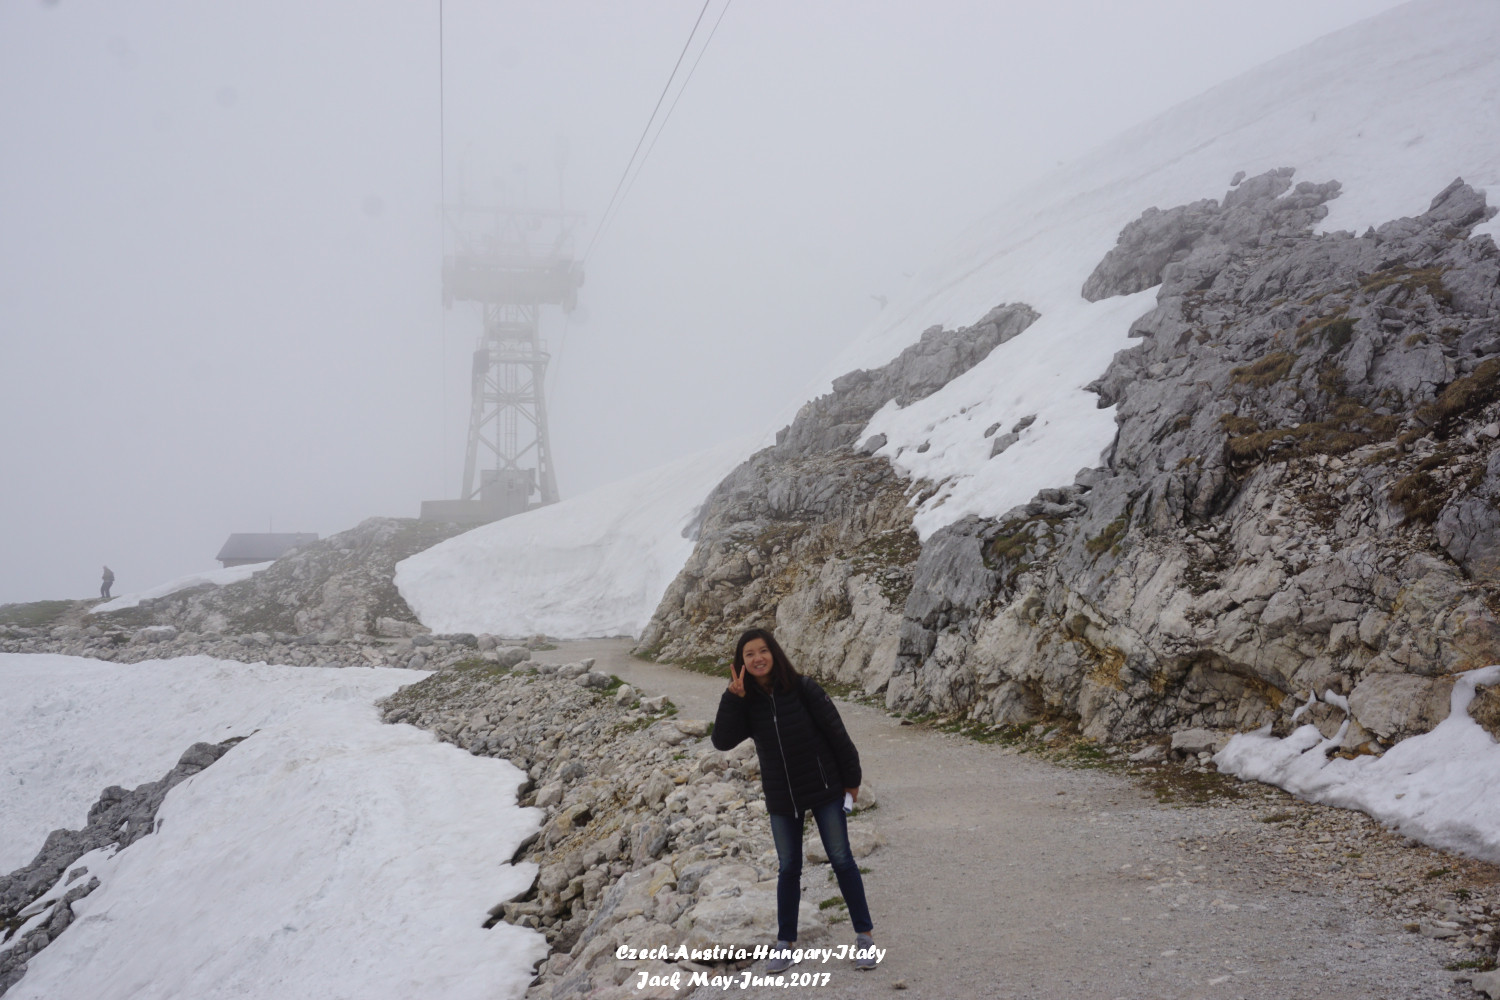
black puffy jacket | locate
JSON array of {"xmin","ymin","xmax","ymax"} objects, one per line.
[{"xmin": 712, "ymin": 675, "xmax": 862, "ymax": 817}]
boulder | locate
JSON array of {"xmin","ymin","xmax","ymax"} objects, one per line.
[{"xmin": 1348, "ymin": 674, "xmax": 1453, "ymax": 741}]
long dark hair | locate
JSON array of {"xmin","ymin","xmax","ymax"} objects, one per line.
[{"xmin": 733, "ymin": 627, "xmax": 799, "ymax": 694}]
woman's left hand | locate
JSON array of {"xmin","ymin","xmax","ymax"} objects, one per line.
[{"xmin": 845, "ymin": 787, "xmax": 859, "ymax": 803}]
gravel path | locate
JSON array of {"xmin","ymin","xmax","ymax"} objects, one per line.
[{"xmin": 540, "ymin": 640, "xmax": 1498, "ymax": 1000}]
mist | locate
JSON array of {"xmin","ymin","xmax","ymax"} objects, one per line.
[{"xmin": 0, "ymin": 0, "xmax": 1407, "ymax": 605}]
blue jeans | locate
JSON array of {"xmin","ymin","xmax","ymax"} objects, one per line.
[{"xmin": 768, "ymin": 799, "xmax": 873, "ymax": 942}]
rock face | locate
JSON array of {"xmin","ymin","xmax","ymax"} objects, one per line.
[
  {"xmin": 638, "ymin": 304, "xmax": 1038, "ymax": 689},
  {"xmin": 90, "ymin": 517, "xmax": 466, "ymax": 639},
  {"xmin": 0, "ymin": 518, "xmax": 493, "ymax": 669},
  {"xmin": 646, "ymin": 169, "xmax": 1500, "ymax": 749},
  {"xmin": 381, "ymin": 662, "xmax": 884, "ymax": 1000},
  {"xmin": 0, "ymin": 739, "xmax": 238, "ymax": 996}
]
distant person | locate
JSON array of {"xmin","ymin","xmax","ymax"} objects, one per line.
[
  {"xmin": 712, "ymin": 627, "xmax": 879, "ymax": 973},
  {"xmin": 100, "ymin": 565, "xmax": 114, "ymax": 600}
]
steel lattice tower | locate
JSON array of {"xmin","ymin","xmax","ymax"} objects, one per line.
[{"xmin": 424, "ymin": 207, "xmax": 583, "ymax": 524}]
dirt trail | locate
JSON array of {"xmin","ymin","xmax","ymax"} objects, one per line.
[{"xmin": 539, "ymin": 640, "xmax": 1485, "ymax": 1000}]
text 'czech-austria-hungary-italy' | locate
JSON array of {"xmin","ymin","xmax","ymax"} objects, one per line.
[{"xmin": 617, "ymin": 942, "xmax": 887, "ymax": 991}]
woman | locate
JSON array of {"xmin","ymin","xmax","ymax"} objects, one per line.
[{"xmin": 711, "ymin": 627, "xmax": 877, "ymax": 972}]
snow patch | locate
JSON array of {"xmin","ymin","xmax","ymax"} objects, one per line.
[
  {"xmin": 1216, "ymin": 665, "xmax": 1500, "ymax": 863},
  {"xmin": 864, "ymin": 290, "xmax": 1156, "ymax": 538}
]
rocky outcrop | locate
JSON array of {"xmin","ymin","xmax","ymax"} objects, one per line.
[
  {"xmin": 637, "ymin": 304, "xmax": 1038, "ymax": 689},
  {"xmin": 888, "ymin": 172, "xmax": 1500, "ymax": 744},
  {"xmin": 0, "ymin": 739, "xmax": 239, "ymax": 996},
  {"xmin": 646, "ymin": 169, "xmax": 1500, "ymax": 750},
  {"xmin": 0, "ymin": 618, "xmax": 544, "ymax": 672},
  {"xmin": 88, "ymin": 517, "xmax": 466, "ymax": 639},
  {"xmin": 381, "ymin": 661, "xmax": 883, "ymax": 1000},
  {"xmin": 0, "ymin": 517, "xmax": 495, "ymax": 669}
]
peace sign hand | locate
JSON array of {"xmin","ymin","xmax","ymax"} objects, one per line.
[{"xmin": 728, "ymin": 661, "xmax": 746, "ymax": 698}]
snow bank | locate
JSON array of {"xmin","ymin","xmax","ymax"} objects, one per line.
[
  {"xmin": 841, "ymin": 0, "xmax": 1500, "ymax": 537},
  {"xmin": 1216, "ymin": 666, "xmax": 1500, "ymax": 864},
  {"xmin": 91, "ymin": 561, "xmax": 273, "ymax": 614},
  {"xmin": 1, "ymin": 654, "xmax": 546, "ymax": 1000},
  {"xmin": 395, "ymin": 437, "xmax": 752, "ymax": 638}
]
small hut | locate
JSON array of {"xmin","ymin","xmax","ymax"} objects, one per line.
[{"xmin": 215, "ymin": 533, "xmax": 318, "ymax": 568}]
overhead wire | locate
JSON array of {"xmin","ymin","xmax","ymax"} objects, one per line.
[
  {"xmin": 611, "ymin": 0, "xmax": 734, "ymax": 233},
  {"xmin": 558, "ymin": 0, "xmax": 728, "ymax": 391},
  {"xmin": 438, "ymin": 0, "xmax": 449, "ymax": 494},
  {"xmin": 581, "ymin": 0, "xmax": 716, "ymax": 264}
]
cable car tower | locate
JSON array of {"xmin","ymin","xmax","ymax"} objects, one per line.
[{"xmin": 421, "ymin": 207, "xmax": 584, "ymax": 524}]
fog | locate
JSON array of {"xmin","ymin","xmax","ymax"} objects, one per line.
[{"xmin": 0, "ymin": 0, "xmax": 1406, "ymax": 605}]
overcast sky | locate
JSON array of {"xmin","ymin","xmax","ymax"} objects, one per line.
[{"xmin": 0, "ymin": 0, "xmax": 1408, "ymax": 605}]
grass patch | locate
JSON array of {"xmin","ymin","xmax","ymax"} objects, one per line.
[
  {"xmin": 1389, "ymin": 470, "xmax": 1446, "ymax": 523},
  {"xmin": 1416, "ymin": 357, "xmax": 1500, "ymax": 434},
  {"xmin": 673, "ymin": 655, "xmax": 730, "ymax": 678},
  {"xmin": 1257, "ymin": 811, "xmax": 1295, "ymax": 824},
  {"xmin": 986, "ymin": 514, "xmax": 1068, "ymax": 585},
  {"xmin": 1359, "ymin": 265, "xmax": 1452, "ymax": 307},
  {"xmin": 1220, "ymin": 414, "xmax": 1261, "ymax": 436},
  {"xmin": 850, "ymin": 529, "xmax": 921, "ymax": 605},
  {"xmin": 1293, "ymin": 307, "xmax": 1353, "ymax": 350},
  {"xmin": 1447, "ymin": 957, "xmax": 1496, "ymax": 972},
  {"xmin": 0, "ymin": 599, "xmax": 79, "ymax": 628},
  {"xmin": 450, "ymin": 657, "xmax": 512, "ymax": 679},
  {"xmin": 1084, "ymin": 515, "xmax": 1128, "ymax": 560},
  {"xmin": 1230, "ymin": 351, "xmax": 1296, "ymax": 389},
  {"xmin": 818, "ymin": 897, "xmax": 847, "ymax": 911},
  {"xmin": 1224, "ymin": 402, "xmax": 1401, "ymax": 468},
  {"xmin": 1144, "ymin": 766, "xmax": 1246, "ymax": 806},
  {"xmin": 1424, "ymin": 867, "xmax": 1454, "ymax": 881}
]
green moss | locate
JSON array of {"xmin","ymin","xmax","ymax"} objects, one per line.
[
  {"xmin": 1230, "ymin": 351, "xmax": 1297, "ymax": 389},
  {"xmin": 817, "ymin": 897, "xmax": 847, "ymax": 911},
  {"xmin": 673, "ymin": 655, "xmax": 729, "ymax": 678}
]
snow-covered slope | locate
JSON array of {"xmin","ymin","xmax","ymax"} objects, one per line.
[
  {"xmin": 852, "ymin": 0, "xmax": 1500, "ymax": 537},
  {"xmin": 395, "ymin": 438, "xmax": 752, "ymax": 638},
  {"xmin": 90, "ymin": 562, "xmax": 272, "ymax": 614},
  {"xmin": 0, "ymin": 654, "xmax": 545, "ymax": 1000}
]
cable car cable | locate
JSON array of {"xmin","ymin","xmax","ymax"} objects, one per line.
[{"xmin": 582, "ymin": 0, "xmax": 714, "ymax": 263}]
